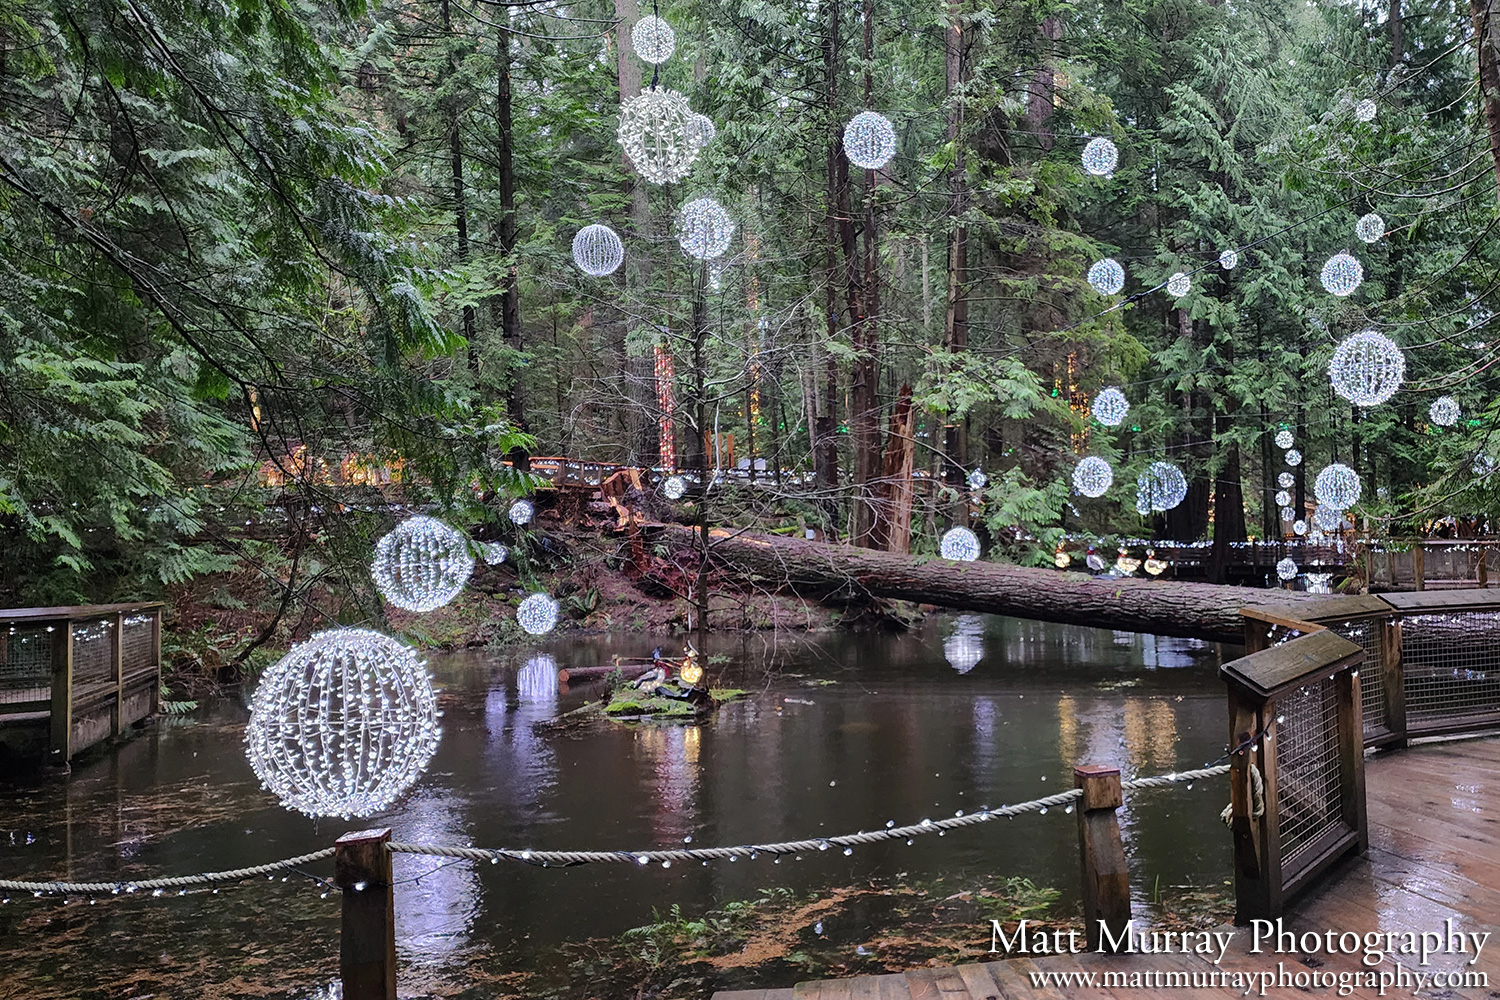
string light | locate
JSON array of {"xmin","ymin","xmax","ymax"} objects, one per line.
[
  {"xmin": 1280, "ymin": 506, "xmax": 1296, "ymax": 522},
  {"xmin": 1329, "ymin": 329, "xmax": 1404, "ymax": 406},
  {"xmin": 371, "ymin": 516, "xmax": 475, "ymax": 613},
  {"xmin": 617, "ymin": 88, "xmax": 700, "ymax": 185},
  {"xmin": 1092, "ymin": 386, "xmax": 1129, "ymax": 426},
  {"xmin": 1320, "ymin": 252, "xmax": 1364, "ymax": 296},
  {"xmin": 482, "ymin": 543, "xmax": 508, "ymax": 566},
  {"xmin": 244, "ymin": 629, "xmax": 441, "ymax": 820},
  {"xmin": 516, "ymin": 593, "xmax": 560, "ymax": 635},
  {"xmin": 1286, "ymin": 449, "xmax": 1302, "ymax": 466},
  {"xmin": 677, "ymin": 197, "xmax": 735, "ymax": 260},
  {"xmin": 1072, "ymin": 457, "xmax": 1113, "ymax": 498},
  {"xmin": 1314, "ymin": 463, "xmax": 1361, "ymax": 509},
  {"xmin": 1081, "ymin": 137, "xmax": 1118, "ymax": 177},
  {"xmin": 663, "ymin": 475, "xmax": 687, "ymax": 500},
  {"xmin": 630, "ymin": 15, "xmax": 676, "ymax": 63},
  {"xmin": 1429, "ymin": 396, "xmax": 1460, "ymax": 426},
  {"xmin": 1277, "ymin": 472, "xmax": 1295, "ymax": 488},
  {"xmin": 686, "ymin": 113, "xmax": 716, "ymax": 149},
  {"xmin": 1087, "ymin": 258, "xmax": 1125, "ymax": 296},
  {"xmin": 1276, "ymin": 558, "xmax": 1298, "ymax": 581},
  {"xmin": 1219, "ymin": 249, "xmax": 1238, "ymax": 270},
  {"xmin": 1166, "ymin": 272, "xmax": 1191, "ymax": 297},
  {"xmin": 842, "ymin": 111, "xmax": 897, "ymax": 170},
  {"xmin": 1136, "ymin": 462, "xmax": 1188, "ymax": 512},
  {"xmin": 508, "ymin": 499, "xmax": 534, "ymax": 526},
  {"xmin": 1474, "ymin": 453, "xmax": 1497, "ymax": 478},
  {"xmin": 940, "ymin": 527, "xmax": 980, "ymax": 561},
  {"xmin": 1355, "ymin": 213, "xmax": 1385, "ymax": 243},
  {"xmin": 571, "ymin": 224, "xmax": 625, "ymax": 277},
  {"xmin": 967, "ymin": 469, "xmax": 987, "ymax": 490},
  {"xmin": 1294, "ymin": 519, "xmax": 1308, "ymax": 535}
]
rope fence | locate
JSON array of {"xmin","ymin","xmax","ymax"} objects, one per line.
[{"xmin": 0, "ymin": 765, "xmax": 1227, "ymax": 895}]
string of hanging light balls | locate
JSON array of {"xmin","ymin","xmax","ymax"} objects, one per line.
[
  {"xmin": 1328, "ymin": 329, "xmax": 1405, "ymax": 407},
  {"xmin": 516, "ymin": 593, "xmax": 560, "ymax": 635},
  {"xmin": 1073, "ymin": 457, "xmax": 1113, "ymax": 498},
  {"xmin": 1136, "ymin": 462, "xmax": 1188, "ymax": 513},
  {"xmin": 1092, "ymin": 387, "xmax": 1129, "ymax": 426},
  {"xmin": 572, "ymin": 224, "xmax": 625, "ymax": 277},
  {"xmin": 677, "ymin": 197, "xmax": 735, "ymax": 260}
]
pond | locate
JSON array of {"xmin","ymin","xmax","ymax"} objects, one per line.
[{"xmin": 0, "ymin": 616, "xmax": 1238, "ymax": 999}]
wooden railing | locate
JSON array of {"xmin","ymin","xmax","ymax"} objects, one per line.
[
  {"xmin": 1223, "ymin": 589, "xmax": 1500, "ymax": 920},
  {"xmin": 0, "ymin": 603, "xmax": 164, "ymax": 766}
]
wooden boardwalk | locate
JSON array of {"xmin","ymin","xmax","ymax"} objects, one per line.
[{"xmin": 715, "ymin": 736, "xmax": 1500, "ymax": 999}]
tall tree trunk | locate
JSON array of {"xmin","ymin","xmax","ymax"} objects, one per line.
[
  {"xmin": 1388, "ymin": 0, "xmax": 1402, "ymax": 67},
  {"xmin": 941, "ymin": 2, "xmax": 971, "ymax": 526},
  {"xmin": 615, "ymin": 0, "xmax": 657, "ymax": 465},
  {"xmin": 816, "ymin": 2, "xmax": 844, "ymax": 530},
  {"xmin": 494, "ymin": 21, "xmax": 528, "ymax": 468},
  {"xmin": 1025, "ymin": 15, "xmax": 1061, "ymax": 149},
  {"xmin": 871, "ymin": 385, "xmax": 916, "ymax": 553},
  {"xmin": 849, "ymin": 0, "xmax": 881, "ymax": 547},
  {"xmin": 439, "ymin": 0, "xmax": 477, "ymax": 370},
  {"xmin": 1474, "ymin": 0, "xmax": 1500, "ymax": 200}
]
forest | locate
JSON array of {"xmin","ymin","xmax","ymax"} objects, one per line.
[{"xmin": 4, "ymin": 0, "xmax": 1500, "ymax": 623}]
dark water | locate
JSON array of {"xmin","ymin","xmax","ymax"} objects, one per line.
[{"xmin": 0, "ymin": 617, "xmax": 1237, "ymax": 999}]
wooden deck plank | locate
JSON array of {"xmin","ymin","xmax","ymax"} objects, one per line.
[
  {"xmin": 902, "ymin": 968, "xmax": 941, "ymax": 1000},
  {"xmin": 930, "ymin": 966, "xmax": 970, "ymax": 998},
  {"xmin": 952, "ymin": 963, "xmax": 1004, "ymax": 1000},
  {"xmin": 876, "ymin": 971, "xmax": 913, "ymax": 1000}
]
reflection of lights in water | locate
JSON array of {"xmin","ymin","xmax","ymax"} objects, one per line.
[
  {"xmin": 1123, "ymin": 700, "xmax": 1179, "ymax": 773},
  {"xmin": 971, "ymin": 697, "xmax": 997, "ymax": 771},
  {"xmin": 392, "ymin": 785, "xmax": 479, "ymax": 955},
  {"xmin": 944, "ymin": 614, "xmax": 986, "ymax": 673},
  {"xmin": 634, "ymin": 725, "xmax": 701, "ymax": 840},
  {"xmin": 517, "ymin": 655, "xmax": 559, "ymax": 703}
]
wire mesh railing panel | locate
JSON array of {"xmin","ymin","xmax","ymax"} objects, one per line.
[
  {"xmin": 1400, "ymin": 613, "xmax": 1500, "ymax": 728},
  {"xmin": 0, "ymin": 625, "xmax": 54, "ymax": 706},
  {"xmin": 70, "ymin": 618, "xmax": 116, "ymax": 688},
  {"xmin": 1274, "ymin": 676, "xmax": 1344, "ymax": 868},
  {"xmin": 1323, "ymin": 619, "xmax": 1384, "ymax": 737},
  {"xmin": 120, "ymin": 614, "xmax": 156, "ymax": 676}
]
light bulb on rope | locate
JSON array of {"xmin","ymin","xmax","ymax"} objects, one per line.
[
  {"xmin": 1166, "ymin": 272, "xmax": 1191, "ymax": 298},
  {"xmin": 1219, "ymin": 249, "xmax": 1238, "ymax": 270},
  {"xmin": 371, "ymin": 515, "xmax": 474, "ymax": 613}
]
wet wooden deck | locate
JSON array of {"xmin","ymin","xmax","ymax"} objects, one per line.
[{"xmin": 715, "ymin": 736, "xmax": 1500, "ymax": 999}]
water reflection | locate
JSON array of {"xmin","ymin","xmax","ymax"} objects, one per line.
[
  {"xmin": 943, "ymin": 614, "xmax": 985, "ymax": 673},
  {"xmin": 517, "ymin": 655, "xmax": 559, "ymax": 704}
]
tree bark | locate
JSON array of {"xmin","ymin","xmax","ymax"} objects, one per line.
[
  {"xmin": 941, "ymin": 3, "xmax": 970, "ymax": 526},
  {"xmin": 1475, "ymin": 0, "xmax": 1500, "ymax": 201},
  {"xmin": 848, "ymin": 0, "xmax": 881, "ymax": 547},
  {"xmin": 690, "ymin": 529, "xmax": 1311, "ymax": 642},
  {"xmin": 871, "ymin": 385, "xmax": 915, "ymax": 553},
  {"xmin": 439, "ymin": 0, "xmax": 477, "ymax": 371},
  {"xmin": 494, "ymin": 21, "xmax": 528, "ymax": 467},
  {"xmin": 816, "ymin": 1, "xmax": 844, "ymax": 530},
  {"xmin": 1388, "ymin": 0, "xmax": 1402, "ymax": 67}
]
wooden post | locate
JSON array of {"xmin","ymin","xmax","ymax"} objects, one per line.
[
  {"xmin": 335, "ymin": 828, "xmax": 397, "ymax": 1000},
  {"xmin": 48, "ymin": 620, "xmax": 73, "ymax": 765},
  {"xmin": 1413, "ymin": 544, "xmax": 1425, "ymax": 591},
  {"xmin": 1073, "ymin": 765, "xmax": 1130, "ymax": 951},
  {"xmin": 113, "ymin": 611, "xmax": 125, "ymax": 736},
  {"xmin": 1479, "ymin": 546, "xmax": 1489, "ymax": 588},
  {"xmin": 1227, "ymin": 692, "xmax": 1278, "ymax": 922},
  {"xmin": 1336, "ymin": 668, "xmax": 1369, "ymax": 855},
  {"xmin": 1379, "ymin": 617, "xmax": 1407, "ymax": 746}
]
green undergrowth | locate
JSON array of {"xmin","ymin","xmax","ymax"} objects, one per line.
[{"xmin": 602, "ymin": 687, "xmax": 749, "ymax": 718}]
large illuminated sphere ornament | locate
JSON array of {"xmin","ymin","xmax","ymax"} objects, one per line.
[
  {"xmin": 1355, "ymin": 99, "xmax": 1378, "ymax": 122},
  {"xmin": 1320, "ymin": 252, "xmax": 1364, "ymax": 297},
  {"xmin": 1137, "ymin": 461, "xmax": 1189, "ymax": 512},
  {"xmin": 1275, "ymin": 429, "xmax": 1294, "ymax": 450},
  {"xmin": 1277, "ymin": 472, "xmax": 1295, "ymax": 489},
  {"xmin": 508, "ymin": 499, "xmax": 534, "ymax": 526},
  {"xmin": 1314, "ymin": 463, "xmax": 1362, "ymax": 510},
  {"xmin": 630, "ymin": 15, "xmax": 676, "ymax": 63},
  {"xmin": 940, "ymin": 526, "xmax": 981, "ymax": 561},
  {"xmin": 1087, "ymin": 258, "xmax": 1125, "ymax": 296},
  {"xmin": 482, "ymin": 542, "xmax": 508, "ymax": 566},
  {"xmin": 662, "ymin": 475, "xmax": 687, "ymax": 500},
  {"xmin": 1092, "ymin": 386, "xmax": 1129, "ymax": 426},
  {"xmin": 1285, "ymin": 449, "xmax": 1302, "ymax": 467},
  {"xmin": 1313, "ymin": 503, "xmax": 1344, "ymax": 532},
  {"xmin": 1429, "ymin": 396, "xmax": 1461, "ymax": 426},
  {"xmin": 968, "ymin": 468, "xmax": 988, "ymax": 491},
  {"xmin": 245, "ymin": 628, "xmax": 441, "ymax": 820},
  {"xmin": 1081, "ymin": 137, "xmax": 1118, "ymax": 177},
  {"xmin": 516, "ymin": 593, "xmax": 560, "ymax": 635},
  {"xmin": 571, "ymin": 224, "xmax": 624, "ymax": 277},
  {"xmin": 1355, "ymin": 213, "xmax": 1385, "ymax": 243},
  {"xmin": 843, "ymin": 111, "xmax": 897, "ymax": 170},
  {"xmin": 1328, "ymin": 329, "xmax": 1405, "ymax": 406},
  {"xmin": 1073, "ymin": 457, "xmax": 1114, "ymax": 498},
  {"xmin": 617, "ymin": 87, "xmax": 700, "ymax": 185},
  {"xmin": 686, "ymin": 113, "xmax": 716, "ymax": 149},
  {"xmin": 1166, "ymin": 272, "xmax": 1192, "ymax": 298},
  {"xmin": 1276, "ymin": 558, "xmax": 1298, "ymax": 582},
  {"xmin": 1219, "ymin": 249, "xmax": 1239, "ymax": 270},
  {"xmin": 371, "ymin": 515, "xmax": 475, "ymax": 613},
  {"xmin": 1275, "ymin": 490, "xmax": 1292, "ymax": 507},
  {"xmin": 677, "ymin": 197, "xmax": 735, "ymax": 260}
]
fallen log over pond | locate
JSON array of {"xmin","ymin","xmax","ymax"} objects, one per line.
[{"xmin": 677, "ymin": 528, "xmax": 1319, "ymax": 643}]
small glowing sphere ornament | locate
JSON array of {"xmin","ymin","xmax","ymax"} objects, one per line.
[
  {"xmin": 686, "ymin": 113, "xmax": 716, "ymax": 149},
  {"xmin": 1293, "ymin": 519, "xmax": 1308, "ymax": 536},
  {"xmin": 677, "ymin": 197, "xmax": 735, "ymax": 260},
  {"xmin": 1475, "ymin": 453, "xmax": 1498, "ymax": 477},
  {"xmin": 1081, "ymin": 137, "xmax": 1118, "ymax": 177},
  {"xmin": 1136, "ymin": 461, "xmax": 1189, "ymax": 512},
  {"xmin": 1219, "ymin": 249, "xmax": 1238, "ymax": 270},
  {"xmin": 662, "ymin": 475, "xmax": 687, "ymax": 500},
  {"xmin": 571, "ymin": 224, "xmax": 624, "ymax": 277},
  {"xmin": 617, "ymin": 87, "xmax": 700, "ymax": 185},
  {"xmin": 1276, "ymin": 558, "xmax": 1298, "ymax": 581},
  {"xmin": 371, "ymin": 515, "xmax": 475, "ymax": 613},
  {"xmin": 1092, "ymin": 386, "xmax": 1129, "ymax": 426},
  {"xmin": 967, "ymin": 468, "xmax": 987, "ymax": 490},
  {"xmin": 1320, "ymin": 252, "xmax": 1364, "ymax": 297},
  {"xmin": 1286, "ymin": 449, "xmax": 1303, "ymax": 467},
  {"xmin": 843, "ymin": 111, "xmax": 897, "ymax": 170},
  {"xmin": 1355, "ymin": 213, "xmax": 1385, "ymax": 243},
  {"xmin": 482, "ymin": 542, "xmax": 508, "ymax": 566},
  {"xmin": 1087, "ymin": 258, "xmax": 1125, "ymax": 296},
  {"xmin": 1429, "ymin": 396, "xmax": 1461, "ymax": 426},
  {"xmin": 1275, "ymin": 490, "xmax": 1292, "ymax": 507},
  {"xmin": 1355, "ymin": 99, "xmax": 1378, "ymax": 122},
  {"xmin": 245, "ymin": 628, "xmax": 441, "ymax": 819},
  {"xmin": 516, "ymin": 593, "xmax": 560, "ymax": 635},
  {"xmin": 508, "ymin": 499, "xmax": 534, "ymax": 526},
  {"xmin": 1275, "ymin": 430, "xmax": 1294, "ymax": 450},
  {"xmin": 940, "ymin": 526, "xmax": 981, "ymax": 561},
  {"xmin": 1280, "ymin": 505, "xmax": 1296, "ymax": 522},
  {"xmin": 1073, "ymin": 457, "xmax": 1114, "ymax": 498},
  {"xmin": 630, "ymin": 15, "xmax": 676, "ymax": 64},
  {"xmin": 1313, "ymin": 504, "xmax": 1343, "ymax": 532},
  {"xmin": 1167, "ymin": 272, "xmax": 1192, "ymax": 297},
  {"xmin": 1278, "ymin": 472, "xmax": 1295, "ymax": 489},
  {"xmin": 1329, "ymin": 329, "xmax": 1405, "ymax": 406},
  {"xmin": 1314, "ymin": 463, "xmax": 1361, "ymax": 510}
]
